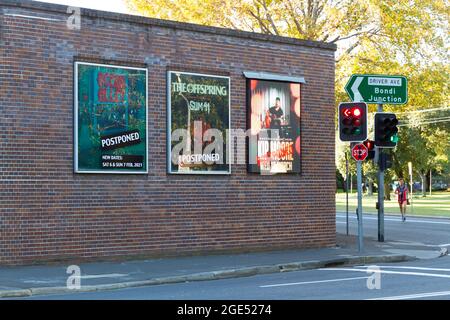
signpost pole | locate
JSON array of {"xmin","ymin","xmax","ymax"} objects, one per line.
[
  {"xmin": 346, "ymin": 152, "xmax": 349, "ymax": 235},
  {"xmin": 350, "ymin": 174, "xmax": 353, "ymax": 194},
  {"xmin": 377, "ymin": 103, "xmax": 385, "ymax": 242},
  {"xmin": 357, "ymin": 160, "xmax": 364, "ymax": 252},
  {"xmin": 430, "ymin": 170, "xmax": 432, "ymax": 196},
  {"xmin": 408, "ymin": 162, "xmax": 414, "ymax": 214}
]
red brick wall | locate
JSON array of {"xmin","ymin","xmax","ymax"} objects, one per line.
[{"xmin": 0, "ymin": 0, "xmax": 336, "ymax": 265}]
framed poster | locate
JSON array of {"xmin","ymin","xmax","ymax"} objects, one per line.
[
  {"xmin": 167, "ymin": 71, "xmax": 230, "ymax": 174},
  {"xmin": 74, "ymin": 62, "xmax": 148, "ymax": 174},
  {"xmin": 247, "ymin": 79, "xmax": 301, "ymax": 174}
]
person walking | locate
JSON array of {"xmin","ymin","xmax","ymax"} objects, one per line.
[{"xmin": 395, "ymin": 178, "xmax": 409, "ymax": 221}]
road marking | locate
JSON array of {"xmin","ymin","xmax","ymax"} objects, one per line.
[
  {"xmin": 336, "ymin": 214, "xmax": 450, "ymax": 225},
  {"xmin": 365, "ymin": 266, "xmax": 450, "ymax": 272},
  {"xmin": 321, "ymin": 268, "xmax": 450, "ymax": 279},
  {"xmin": 260, "ymin": 276, "xmax": 368, "ymax": 288},
  {"xmin": 386, "ymin": 241, "xmax": 450, "ymax": 248},
  {"xmin": 367, "ymin": 290, "xmax": 450, "ymax": 300}
]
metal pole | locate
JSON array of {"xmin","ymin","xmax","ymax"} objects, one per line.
[
  {"xmin": 410, "ymin": 173, "xmax": 414, "ymax": 214},
  {"xmin": 357, "ymin": 160, "xmax": 364, "ymax": 252},
  {"xmin": 430, "ymin": 170, "xmax": 432, "ymax": 196},
  {"xmin": 377, "ymin": 103, "xmax": 384, "ymax": 242},
  {"xmin": 377, "ymin": 160, "xmax": 385, "ymax": 242},
  {"xmin": 408, "ymin": 161, "xmax": 414, "ymax": 214},
  {"xmin": 350, "ymin": 173, "xmax": 353, "ymax": 194},
  {"xmin": 346, "ymin": 152, "xmax": 349, "ymax": 235}
]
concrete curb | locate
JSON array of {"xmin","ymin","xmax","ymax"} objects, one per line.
[{"xmin": 0, "ymin": 253, "xmax": 415, "ymax": 299}]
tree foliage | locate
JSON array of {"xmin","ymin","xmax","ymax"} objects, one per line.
[{"xmin": 127, "ymin": 0, "xmax": 450, "ymax": 185}]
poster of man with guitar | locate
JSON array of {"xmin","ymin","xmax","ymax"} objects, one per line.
[
  {"xmin": 248, "ymin": 79, "xmax": 301, "ymax": 174},
  {"xmin": 265, "ymin": 97, "xmax": 284, "ymax": 130}
]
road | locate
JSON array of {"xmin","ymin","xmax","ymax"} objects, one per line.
[
  {"xmin": 19, "ymin": 214, "xmax": 449, "ymax": 300},
  {"xmin": 20, "ymin": 256, "xmax": 450, "ymax": 300}
]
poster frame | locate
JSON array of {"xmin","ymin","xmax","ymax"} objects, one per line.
[
  {"xmin": 74, "ymin": 61, "xmax": 149, "ymax": 174},
  {"xmin": 166, "ymin": 70, "xmax": 231, "ymax": 175},
  {"xmin": 246, "ymin": 77, "xmax": 302, "ymax": 175}
]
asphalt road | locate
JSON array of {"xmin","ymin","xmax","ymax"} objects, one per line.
[
  {"xmin": 21, "ymin": 256, "xmax": 450, "ymax": 300},
  {"xmin": 18, "ymin": 214, "xmax": 449, "ymax": 300}
]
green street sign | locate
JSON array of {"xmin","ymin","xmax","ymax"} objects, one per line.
[{"xmin": 345, "ymin": 74, "xmax": 408, "ymax": 105}]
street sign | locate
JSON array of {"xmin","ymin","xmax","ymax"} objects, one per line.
[
  {"xmin": 351, "ymin": 143, "xmax": 368, "ymax": 161},
  {"xmin": 345, "ymin": 74, "xmax": 408, "ymax": 105}
]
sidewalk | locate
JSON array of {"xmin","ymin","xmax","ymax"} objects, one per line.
[{"xmin": 0, "ymin": 233, "xmax": 446, "ymax": 298}]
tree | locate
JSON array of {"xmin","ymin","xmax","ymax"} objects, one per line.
[
  {"xmin": 127, "ymin": 0, "xmax": 447, "ymax": 64},
  {"xmin": 128, "ymin": 0, "xmax": 449, "ymax": 195}
]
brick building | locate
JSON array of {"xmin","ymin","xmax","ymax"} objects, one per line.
[{"xmin": 0, "ymin": 0, "xmax": 336, "ymax": 265}]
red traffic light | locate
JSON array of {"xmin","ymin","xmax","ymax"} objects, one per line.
[
  {"xmin": 342, "ymin": 108, "xmax": 351, "ymax": 117},
  {"xmin": 338, "ymin": 102, "xmax": 367, "ymax": 142},
  {"xmin": 363, "ymin": 139, "xmax": 375, "ymax": 151},
  {"xmin": 362, "ymin": 139, "xmax": 375, "ymax": 160},
  {"xmin": 352, "ymin": 107, "xmax": 362, "ymax": 118}
]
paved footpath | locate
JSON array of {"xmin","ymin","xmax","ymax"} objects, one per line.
[{"xmin": 336, "ymin": 212, "xmax": 450, "ymax": 249}]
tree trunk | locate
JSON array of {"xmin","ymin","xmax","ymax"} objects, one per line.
[
  {"xmin": 384, "ymin": 181, "xmax": 391, "ymax": 200},
  {"xmin": 420, "ymin": 174, "xmax": 426, "ymax": 197},
  {"xmin": 341, "ymin": 178, "xmax": 347, "ymax": 192},
  {"xmin": 368, "ymin": 180, "xmax": 373, "ymax": 196}
]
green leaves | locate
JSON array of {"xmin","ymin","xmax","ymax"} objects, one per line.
[{"xmin": 126, "ymin": 0, "xmax": 449, "ymax": 179}]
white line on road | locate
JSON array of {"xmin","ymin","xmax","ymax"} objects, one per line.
[
  {"xmin": 385, "ymin": 241, "xmax": 450, "ymax": 248},
  {"xmin": 364, "ymin": 266, "xmax": 450, "ymax": 272},
  {"xmin": 367, "ymin": 290, "xmax": 450, "ymax": 300},
  {"xmin": 336, "ymin": 214, "xmax": 450, "ymax": 225},
  {"xmin": 260, "ymin": 276, "xmax": 368, "ymax": 288},
  {"xmin": 321, "ymin": 268, "xmax": 450, "ymax": 279}
]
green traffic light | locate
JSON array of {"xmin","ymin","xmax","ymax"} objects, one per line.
[
  {"xmin": 353, "ymin": 128, "xmax": 361, "ymax": 135},
  {"xmin": 390, "ymin": 134, "xmax": 399, "ymax": 143}
]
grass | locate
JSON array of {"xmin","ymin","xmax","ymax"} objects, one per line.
[{"xmin": 336, "ymin": 190, "xmax": 450, "ymax": 218}]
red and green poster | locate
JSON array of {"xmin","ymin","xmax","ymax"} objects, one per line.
[{"xmin": 74, "ymin": 62, "xmax": 148, "ymax": 173}]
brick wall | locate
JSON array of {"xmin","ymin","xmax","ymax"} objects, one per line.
[{"xmin": 0, "ymin": 0, "xmax": 336, "ymax": 265}]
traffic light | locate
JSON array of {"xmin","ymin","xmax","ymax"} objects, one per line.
[
  {"xmin": 379, "ymin": 153, "xmax": 393, "ymax": 171},
  {"xmin": 338, "ymin": 102, "xmax": 367, "ymax": 142},
  {"xmin": 374, "ymin": 112, "xmax": 399, "ymax": 147},
  {"xmin": 363, "ymin": 139, "xmax": 375, "ymax": 160}
]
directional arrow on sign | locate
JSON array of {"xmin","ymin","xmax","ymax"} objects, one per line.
[
  {"xmin": 343, "ymin": 108, "xmax": 351, "ymax": 117},
  {"xmin": 350, "ymin": 76, "xmax": 364, "ymax": 102},
  {"xmin": 345, "ymin": 74, "xmax": 408, "ymax": 105}
]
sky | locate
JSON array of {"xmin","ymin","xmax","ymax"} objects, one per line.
[{"xmin": 33, "ymin": 0, "xmax": 131, "ymax": 14}]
